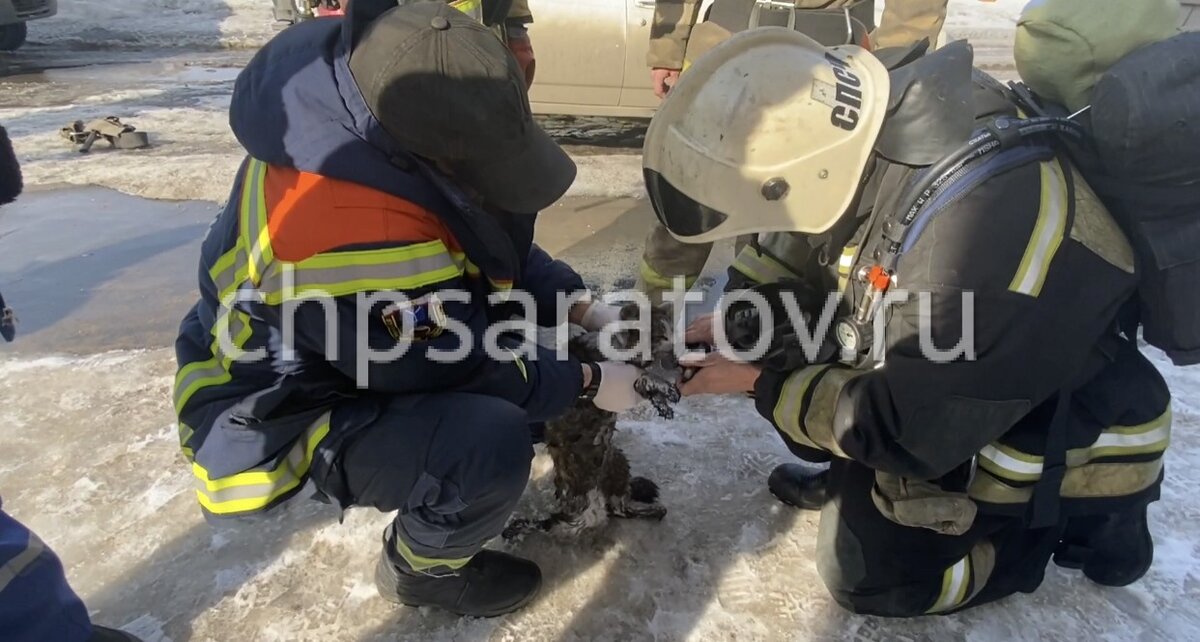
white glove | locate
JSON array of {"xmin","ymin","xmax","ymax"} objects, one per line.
[
  {"xmin": 592, "ymin": 362, "xmax": 645, "ymax": 412},
  {"xmin": 579, "ymin": 301, "xmax": 623, "ymax": 332}
]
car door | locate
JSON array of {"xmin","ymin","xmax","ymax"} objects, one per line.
[
  {"xmin": 619, "ymin": 0, "xmax": 659, "ymax": 111},
  {"xmin": 527, "ymin": 0, "xmax": 627, "ymax": 112}
]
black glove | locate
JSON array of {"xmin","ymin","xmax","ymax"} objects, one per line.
[{"xmin": 723, "ymin": 281, "xmax": 837, "ymax": 372}]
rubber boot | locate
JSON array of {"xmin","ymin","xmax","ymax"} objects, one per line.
[
  {"xmin": 90, "ymin": 626, "xmax": 144, "ymax": 642},
  {"xmin": 767, "ymin": 463, "xmax": 828, "ymax": 511},
  {"xmin": 1053, "ymin": 505, "xmax": 1154, "ymax": 587},
  {"xmin": 374, "ymin": 527, "xmax": 542, "ymax": 617}
]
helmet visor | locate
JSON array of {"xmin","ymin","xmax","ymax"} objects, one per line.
[{"xmin": 644, "ymin": 168, "xmax": 729, "ymax": 240}]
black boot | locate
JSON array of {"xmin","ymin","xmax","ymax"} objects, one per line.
[
  {"xmin": 89, "ymin": 626, "xmax": 143, "ymax": 642},
  {"xmin": 1053, "ymin": 505, "xmax": 1154, "ymax": 587},
  {"xmin": 768, "ymin": 463, "xmax": 828, "ymax": 511},
  {"xmin": 375, "ymin": 528, "xmax": 542, "ymax": 617}
]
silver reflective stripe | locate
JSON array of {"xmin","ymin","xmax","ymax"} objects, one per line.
[
  {"xmin": 927, "ymin": 555, "xmax": 970, "ymax": 614},
  {"xmin": 979, "ymin": 444, "xmax": 1043, "ymax": 478},
  {"xmin": 1091, "ymin": 420, "xmax": 1172, "ymax": 451},
  {"xmin": 257, "ymin": 243, "xmax": 461, "ymax": 301},
  {"xmin": 173, "ymin": 309, "xmax": 252, "ymax": 413},
  {"xmin": 0, "ymin": 530, "xmax": 46, "ymax": 593},
  {"xmin": 1010, "ymin": 160, "xmax": 1068, "ymax": 297},
  {"xmin": 979, "ymin": 409, "xmax": 1172, "ymax": 482}
]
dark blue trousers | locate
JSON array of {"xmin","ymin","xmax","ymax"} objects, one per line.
[
  {"xmin": 0, "ymin": 504, "xmax": 93, "ymax": 641},
  {"xmin": 312, "ymin": 392, "xmax": 535, "ymax": 571}
]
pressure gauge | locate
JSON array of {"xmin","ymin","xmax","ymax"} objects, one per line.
[{"xmin": 835, "ymin": 319, "xmax": 861, "ymax": 353}]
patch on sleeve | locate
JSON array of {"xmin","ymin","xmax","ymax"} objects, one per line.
[{"xmin": 382, "ymin": 294, "xmax": 448, "ymax": 341}]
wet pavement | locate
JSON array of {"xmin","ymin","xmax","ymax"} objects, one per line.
[
  {"xmin": 0, "ymin": 186, "xmax": 667, "ymax": 356},
  {"xmin": 0, "ymin": 187, "xmax": 219, "ymax": 355},
  {"xmin": 0, "ymin": 46, "xmax": 253, "ymax": 88}
]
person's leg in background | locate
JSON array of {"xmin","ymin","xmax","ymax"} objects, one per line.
[
  {"xmin": 313, "ymin": 392, "xmax": 540, "ymax": 617},
  {"xmin": 0, "ymin": 504, "xmax": 141, "ymax": 641},
  {"xmin": 638, "ymin": 220, "xmax": 716, "ymax": 303},
  {"xmin": 871, "ymin": 0, "xmax": 951, "ymax": 49}
]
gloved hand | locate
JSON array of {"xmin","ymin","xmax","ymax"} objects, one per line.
[
  {"xmin": 592, "ymin": 362, "xmax": 645, "ymax": 412},
  {"xmin": 579, "ymin": 300, "xmax": 623, "ymax": 333}
]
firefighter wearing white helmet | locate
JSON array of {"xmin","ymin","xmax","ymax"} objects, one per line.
[{"xmin": 647, "ymin": 27, "xmax": 1172, "ymax": 616}]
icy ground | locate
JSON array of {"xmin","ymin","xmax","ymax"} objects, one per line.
[{"xmin": 4, "ymin": 0, "xmax": 1200, "ymax": 640}]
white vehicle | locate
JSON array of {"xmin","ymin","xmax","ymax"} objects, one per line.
[
  {"xmin": 0, "ymin": 0, "xmax": 56, "ymax": 51},
  {"xmin": 524, "ymin": 0, "xmax": 871, "ymax": 118},
  {"xmin": 1184, "ymin": 0, "xmax": 1200, "ymax": 31},
  {"xmin": 525, "ymin": 0, "xmax": 719, "ymax": 118}
]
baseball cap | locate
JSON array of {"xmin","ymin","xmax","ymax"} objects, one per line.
[{"xmin": 349, "ymin": 2, "xmax": 575, "ymax": 213}]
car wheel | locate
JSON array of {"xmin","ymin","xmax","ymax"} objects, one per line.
[{"xmin": 0, "ymin": 22, "xmax": 28, "ymax": 51}]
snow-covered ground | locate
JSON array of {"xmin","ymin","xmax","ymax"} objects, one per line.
[
  {"xmin": 27, "ymin": 0, "xmax": 277, "ymax": 50},
  {"xmin": 5, "ymin": 1, "xmax": 1200, "ymax": 641}
]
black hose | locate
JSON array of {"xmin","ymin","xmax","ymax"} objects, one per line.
[{"xmin": 880, "ymin": 117, "xmax": 1086, "ymax": 264}]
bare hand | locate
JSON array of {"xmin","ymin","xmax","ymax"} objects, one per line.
[
  {"xmin": 678, "ymin": 352, "xmax": 761, "ymax": 397},
  {"xmin": 684, "ymin": 313, "xmax": 716, "ymax": 346},
  {"xmin": 651, "ymin": 68, "xmax": 681, "ymax": 99}
]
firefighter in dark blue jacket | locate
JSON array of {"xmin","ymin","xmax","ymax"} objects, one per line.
[{"xmin": 174, "ymin": 3, "xmax": 639, "ymax": 617}]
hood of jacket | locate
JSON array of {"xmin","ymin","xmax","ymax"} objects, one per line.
[{"xmin": 227, "ymin": 2, "xmax": 528, "ymax": 283}]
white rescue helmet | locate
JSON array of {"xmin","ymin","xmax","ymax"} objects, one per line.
[{"xmin": 643, "ymin": 27, "xmax": 891, "ymax": 244}]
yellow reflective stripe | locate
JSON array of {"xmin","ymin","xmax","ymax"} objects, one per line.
[
  {"xmin": 194, "ymin": 416, "xmax": 331, "ymax": 515},
  {"xmin": 239, "ymin": 159, "xmax": 272, "ymax": 286},
  {"xmin": 455, "ymin": 255, "xmax": 513, "ymax": 294},
  {"xmin": 209, "ymin": 246, "xmax": 244, "ymax": 302},
  {"xmin": 1009, "ymin": 160, "xmax": 1068, "ymax": 296},
  {"xmin": 174, "ymin": 357, "xmax": 230, "ymax": 415},
  {"xmin": 970, "ymin": 458, "xmax": 1165, "ymax": 505},
  {"xmin": 0, "ymin": 530, "xmax": 46, "ymax": 593},
  {"xmin": 448, "ymin": 0, "xmax": 483, "ymax": 20},
  {"xmin": 392, "ymin": 534, "xmax": 473, "ymax": 573},
  {"xmin": 927, "ymin": 555, "xmax": 971, "ymax": 614},
  {"xmin": 258, "ymin": 241, "xmax": 464, "ymax": 303},
  {"xmin": 294, "ymin": 242, "xmax": 450, "ymax": 269},
  {"xmin": 173, "ymin": 309, "xmax": 253, "ymax": 414},
  {"xmin": 1086, "ymin": 409, "xmax": 1173, "ymax": 459},
  {"xmin": 836, "ymin": 246, "xmax": 857, "ymax": 294},
  {"xmin": 977, "ymin": 409, "xmax": 1172, "ymax": 483},
  {"xmin": 178, "ymin": 422, "xmax": 195, "ymax": 460},
  {"xmin": 837, "ymin": 247, "xmax": 855, "ymax": 276},
  {"xmin": 731, "ymin": 245, "xmax": 798, "ymax": 285},
  {"xmin": 772, "ymin": 365, "xmax": 832, "ymax": 450},
  {"xmin": 639, "ymin": 259, "xmax": 697, "ymax": 290}
]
